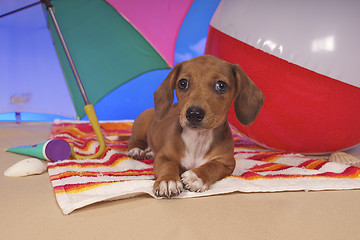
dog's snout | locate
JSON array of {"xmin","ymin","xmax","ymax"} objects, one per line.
[{"xmin": 186, "ymin": 107, "xmax": 205, "ymax": 124}]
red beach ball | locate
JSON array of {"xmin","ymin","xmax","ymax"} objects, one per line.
[{"xmin": 206, "ymin": 0, "xmax": 360, "ymax": 153}]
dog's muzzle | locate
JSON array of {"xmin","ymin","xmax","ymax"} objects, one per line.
[{"xmin": 186, "ymin": 107, "xmax": 205, "ymax": 126}]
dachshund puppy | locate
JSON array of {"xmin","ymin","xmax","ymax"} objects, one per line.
[{"xmin": 128, "ymin": 55, "xmax": 264, "ymax": 198}]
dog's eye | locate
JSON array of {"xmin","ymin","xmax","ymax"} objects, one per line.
[
  {"xmin": 215, "ymin": 81, "xmax": 228, "ymax": 93},
  {"xmin": 178, "ymin": 79, "xmax": 189, "ymax": 91}
]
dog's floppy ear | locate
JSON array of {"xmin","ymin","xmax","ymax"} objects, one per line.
[
  {"xmin": 154, "ymin": 63, "xmax": 182, "ymax": 120},
  {"xmin": 232, "ymin": 64, "xmax": 264, "ymax": 126}
]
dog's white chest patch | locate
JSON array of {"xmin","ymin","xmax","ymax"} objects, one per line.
[{"xmin": 180, "ymin": 127, "xmax": 213, "ymax": 170}]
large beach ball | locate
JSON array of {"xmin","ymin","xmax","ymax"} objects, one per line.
[{"xmin": 206, "ymin": 0, "xmax": 360, "ymax": 153}]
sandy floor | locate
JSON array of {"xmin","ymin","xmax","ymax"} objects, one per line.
[{"xmin": 1, "ymin": 122, "xmax": 360, "ymax": 240}]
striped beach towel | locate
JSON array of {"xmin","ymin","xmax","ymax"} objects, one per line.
[{"xmin": 48, "ymin": 120, "xmax": 360, "ymax": 214}]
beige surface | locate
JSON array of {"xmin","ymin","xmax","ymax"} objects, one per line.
[{"xmin": 1, "ymin": 122, "xmax": 360, "ymax": 240}]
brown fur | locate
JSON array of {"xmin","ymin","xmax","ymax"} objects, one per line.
[{"xmin": 128, "ymin": 55, "xmax": 264, "ymax": 197}]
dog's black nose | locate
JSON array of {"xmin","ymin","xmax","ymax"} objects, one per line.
[{"xmin": 186, "ymin": 107, "xmax": 205, "ymax": 124}]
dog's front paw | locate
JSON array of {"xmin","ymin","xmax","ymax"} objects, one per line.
[
  {"xmin": 128, "ymin": 147, "xmax": 145, "ymax": 160},
  {"xmin": 144, "ymin": 147, "xmax": 155, "ymax": 159},
  {"xmin": 128, "ymin": 147, "xmax": 154, "ymax": 160},
  {"xmin": 181, "ymin": 170, "xmax": 209, "ymax": 192},
  {"xmin": 153, "ymin": 179, "xmax": 183, "ymax": 198}
]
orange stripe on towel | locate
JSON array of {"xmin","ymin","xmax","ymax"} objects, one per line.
[{"xmin": 54, "ymin": 182, "xmax": 116, "ymax": 195}]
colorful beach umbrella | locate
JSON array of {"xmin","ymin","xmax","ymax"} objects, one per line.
[
  {"xmin": 46, "ymin": 0, "xmax": 193, "ymax": 119},
  {"xmin": 1, "ymin": 0, "xmax": 221, "ymax": 121},
  {"xmin": 1, "ymin": 0, "xmax": 193, "ymax": 158}
]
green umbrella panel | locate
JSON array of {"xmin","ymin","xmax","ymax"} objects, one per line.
[{"xmin": 47, "ymin": 0, "xmax": 169, "ymax": 119}]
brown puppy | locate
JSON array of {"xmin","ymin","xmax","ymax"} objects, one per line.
[{"xmin": 128, "ymin": 55, "xmax": 264, "ymax": 198}]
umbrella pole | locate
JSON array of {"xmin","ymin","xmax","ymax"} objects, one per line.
[{"xmin": 41, "ymin": 0, "xmax": 106, "ymax": 159}]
